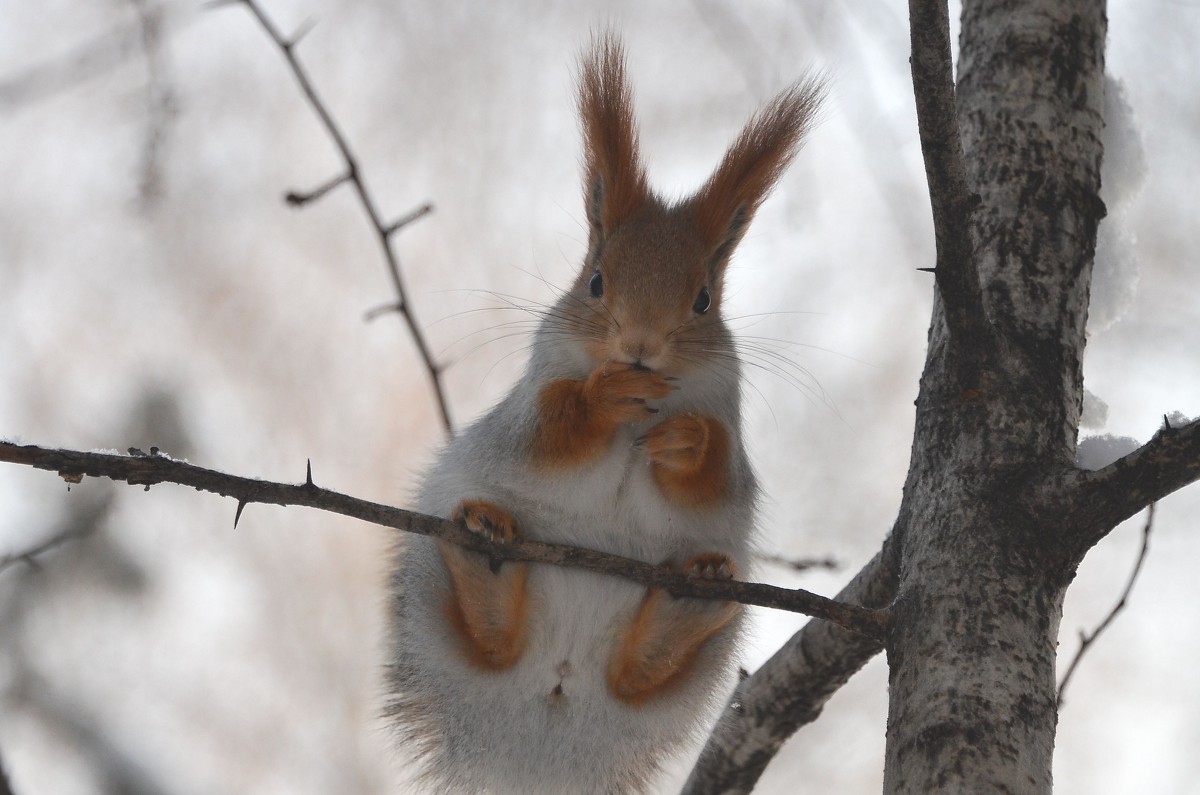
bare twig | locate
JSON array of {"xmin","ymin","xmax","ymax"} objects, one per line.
[
  {"xmin": 907, "ymin": 0, "xmax": 992, "ymax": 364},
  {"xmin": 0, "ymin": 441, "xmax": 891, "ymax": 640},
  {"xmin": 384, "ymin": 202, "xmax": 434, "ymax": 236},
  {"xmin": 0, "ymin": 527, "xmax": 90, "ymax": 575},
  {"xmin": 0, "ymin": 1, "xmax": 191, "ymax": 111},
  {"xmin": 1057, "ymin": 504, "xmax": 1155, "ymax": 710},
  {"xmin": 8, "ymin": 667, "xmax": 167, "ymax": 795},
  {"xmin": 684, "ymin": 535, "xmax": 898, "ymax": 794},
  {"xmin": 756, "ymin": 551, "xmax": 839, "ymax": 573},
  {"xmin": 285, "ymin": 171, "xmax": 351, "ymax": 206},
  {"xmin": 226, "ymin": 0, "xmax": 451, "ymax": 433},
  {"xmin": 129, "ymin": 0, "xmax": 176, "ymax": 208}
]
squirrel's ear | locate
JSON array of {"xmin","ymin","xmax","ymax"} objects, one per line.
[
  {"xmin": 689, "ymin": 76, "xmax": 825, "ymax": 271},
  {"xmin": 579, "ymin": 33, "xmax": 650, "ymax": 248}
]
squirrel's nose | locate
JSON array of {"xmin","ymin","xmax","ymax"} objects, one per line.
[{"xmin": 618, "ymin": 334, "xmax": 664, "ymax": 367}]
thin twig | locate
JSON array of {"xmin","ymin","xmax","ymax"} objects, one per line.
[
  {"xmin": 0, "ymin": 527, "xmax": 88, "ymax": 575},
  {"xmin": 684, "ymin": 536, "xmax": 899, "ymax": 793},
  {"xmin": 0, "ymin": 441, "xmax": 891, "ymax": 640},
  {"xmin": 363, "ymin": 301, "xmax": 404, "ymax": 322},
  {"xmin": 129, "ymin": 0, "xmax": 176, "ymax": 209},
  {"xmin": 226, "ymin": 0, "xmax": 451, "ymax": 433},
  {"xmin": 0, "ymin": 1, "xmax": 191, "ymax": 111},
  {"xmin": 907, "ymin": 0, "xmax": 993, "ymax": 365},
  {"xmin": 1056, "ymin": 503, "xmax": 1155, "ymax": 710},
  {"xmin": 384, "ymin": 202, "xmax": 434, "ymax": 237},
  {"xmin": 756, "ymin": 552, "xmax": 839, "ymax": 573}
]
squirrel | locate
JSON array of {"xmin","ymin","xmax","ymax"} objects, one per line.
[{"xmin": 388, "ymin": 33, "xmax": 823, "ymax": 794}]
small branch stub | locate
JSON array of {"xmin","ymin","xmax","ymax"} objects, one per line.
[
  {"xmin": 285, "ymin": 171, "xmax": 351, "ymax": 206},
  {"xmin": 385, "ymin": 203, "xmax": 434, "ymax": 237}
]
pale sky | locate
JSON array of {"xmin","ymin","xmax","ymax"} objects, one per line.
[{"xmin": 1, "ymin": 1, "xmax": 1198, "ymax": 793}]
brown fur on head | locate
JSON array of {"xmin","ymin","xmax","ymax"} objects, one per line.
[{"xmin": 575, "ymin": 32, "xmax": 824, "ymax": 372}]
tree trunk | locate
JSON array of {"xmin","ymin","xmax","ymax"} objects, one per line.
[
  {"xmin": 882, "ymin": 0, "xmax": 1106, "ymax": 791},
  {"xmin": 686, "ymin": 0, "xmax": 1200, "ymax": 789}
]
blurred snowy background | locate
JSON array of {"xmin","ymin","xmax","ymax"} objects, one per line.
[{"xmin": 0, "ymin": 1, "xmax": 1197, "ymax": 792}]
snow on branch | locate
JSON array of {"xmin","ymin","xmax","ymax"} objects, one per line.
[
  {"xmin": 0, "ymin": 441, "xmax": 890, "ymax": 640},
  {"xmin": 1061, "ymin": 416, "xmax": 1200, "ymax": 549}
]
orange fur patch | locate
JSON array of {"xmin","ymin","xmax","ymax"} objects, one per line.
[
  {"xmin": 439, "ymin": 501, "xmax": 530, "ymax": 671},
  {"xmin": 579, "ymin": 33, "xmax": 650, "ymax": 235},
  {"xmin": 607, "ymin": 565, "xmax": 739, "ymax": 705},
  {"xmin": 642, "ymin": 414, "xmax": 731, "ymax": 509},
  {"xmin": 689, "ymin": 77, "xmax": 825, "ymax": 255},
  {"xmin": 532, "ymin": 366, "xmax": 670, "ymax": 471}
]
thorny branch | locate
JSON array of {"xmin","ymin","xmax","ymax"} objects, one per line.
[
  {"xmin": 907, "ymin": 0, "xmax": 992, "ymax": 365},
  {"xmin": 0, "ymin": 441, "xmax": 891, "ymax": 640},
  {"xmin": 225, "ymin": 0, "xmax": 453, "ymax": 434},
  {"xmin": 1056, "ymin": 504, "xmax": 1155, "ymax": 710}
]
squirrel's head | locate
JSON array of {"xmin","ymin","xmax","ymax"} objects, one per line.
[{"xmin": 568, "ymin": 33, "xmax": 823, "ymax": 376}]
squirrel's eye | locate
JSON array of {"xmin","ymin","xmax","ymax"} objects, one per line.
[
  {"xmin": 589, "ymin": 272, "xmax": 604, "ymax": 298},
  {"xmin": 692, "ymin": 286, "xmax": 711, "ymax": 314}
]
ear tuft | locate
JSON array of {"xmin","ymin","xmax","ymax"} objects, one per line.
[
  {"xmin": 579, "ymin": 32, "xmax": 650, "ymax": 243},
  {"xmin": 690, "ymin": 75, "xmax": 826, "ymax": 263}
]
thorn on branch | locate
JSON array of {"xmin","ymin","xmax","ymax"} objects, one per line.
[
  {"xmin": 384, "ymin": 203, "xmax": 434, "ymax": 237},
  {"xmin": 305, "ymin": 458, "xmax": 314, "ymax": 488},
  {"xmin": 908, "ymin": 0, "xmax": 993, "ymax": 364},
  {"xmin": 234, "ymin": 499, "xmax": 247, "ymax": 528},
  {"xmin": 1057, "ymin": 503, "xmax": 1155, "ymax": 710},
  {"xmin": 285, "ymin": 171, "xmax": 352, "ymax": 207},
  {"xmin": 916, "ymin": 267, "xmax": 937, "ymax": 274},
  {"xmin": 235, "ymin": 0, "xmax": 453, "ymax": 436}
]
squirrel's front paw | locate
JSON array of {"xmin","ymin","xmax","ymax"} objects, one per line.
[
  {"xmin": 584, "ymin": 362, "xmax": 674, "ymax": 424},
  {"xmin": 637, "ymin": 413, "xmax": 708, "ymax": 470},
  {"xmin": 452, "ymin": 499, "xmax": 521, "ymax": 544}
]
